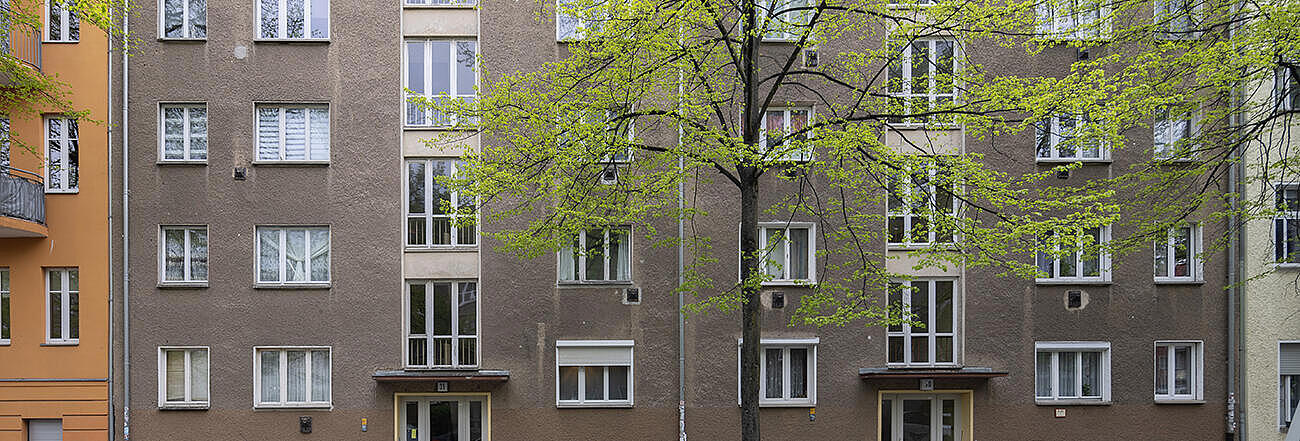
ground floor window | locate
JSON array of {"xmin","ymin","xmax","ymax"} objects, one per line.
[
  {"xmin": 880, "ymin": 394, "xmax": 962, "ymax": 441},
  {"xmin": 555, "ymin": 340, "xmax": 634, "ymax": 407},
  {"xmin": 1281, "ymin": 342, "xmax": 1300, "ymax": 426},
  {"xmin": 400, "ymin": 396, "xmax": 486, "ymax": 441}
]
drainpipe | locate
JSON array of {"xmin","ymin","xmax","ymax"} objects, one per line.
[
  {"xmin": 106, "ymin": 16, "xmax": 116, "ymax": 440},
  {"xmin": 1227, "ymin": 2, "xmax": 1244, "ymax": 438},
  {"xmin": 676, "ymin": 14, "xmax": 687, "ymax": 441},
  {"xmin": 119, "ymin": 7, "xmax": 131, "ymax": 440}
]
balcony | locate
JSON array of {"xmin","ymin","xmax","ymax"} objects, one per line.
[
  {"xmin": 0, "ymin": 167, "xmax": 47, "ymax": 237},
  {"xmin": 1, "ymin": 18, "xmax": 41, "ymax": 72}
]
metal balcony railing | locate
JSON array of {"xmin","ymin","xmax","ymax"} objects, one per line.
[
  {"xmin": 1, "ymin": 18, "xmax": 41, "ymax": 70},
  {"xmin": 0, "ymin": 167, "xmax": 46, "ymax": 225}
]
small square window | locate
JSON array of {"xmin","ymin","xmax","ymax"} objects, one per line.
[
  {"xmin": 1036, "ymin": 0, "xmax": 1110, "ymax": 40},
  {"xmin": 257, "ymin": 0, "xmax": 329, "ymax": 39},
  {"xmin": 759, "ymin": 107, "xmax": 813, "ymax": 162},
  {"xmin": 1155, "ymin": 0, "xmax": 1201, "ymax": 39},
  {"xmin": 159, "ymin": 347, "xmax": 210, "ymax": 408},
  {"xmin": 1035, "ymin": 342, "xmax": 1110, "ymax": 403},
  {"xmin": 159, "ymin": 0, "xmax": 207, "ymax": 39},
  {"xmin": 758, "ymin": 223, "xmax": 815, "ymax": 284},
  {"xmin": 160, "ymin": 226, "xmax": 209, "ymax": 284},
  {"xmin": 1274, "ymin": 184, "xmax": 1300, "ymax": 264},
  {"xmin": 736, "ymin": 339, "xmax": 817, "ymax": 407},
  {"xmin": 1153, "ymin": 108, "xmax": 1197, "ymax": 160},
  {"xmin": 254, "ymin": 347, "xmax": 331, "ymax": 408},
  {"xmin": 159, "ymin": 104, "xmax": 208, "ymax": 162},
  {"xmin": 255, "ymin": 105, "xmax": 330, "ymax": 162},
  {"xmin": 46, "ymin": 0, "xmax": 79, "ymax": 42},
  {"xmin": 255, "ymin": 226, "xmax": 330, "ymax": 285},
  {"xmin": 1153, "ymin": 341, "xmax": 1202, "ymax": 402},
  {"xmin": 556, "ymin": 341, "xmax": 634, "ymax": 407},
  {"xmin": 1154, "ymin": 223, "xmax": 1200, "ymax": 282},
  {"xmin": 757, "ymin": 0, "xmax": 811, "ymax": 42},
  {"xmin": 1036, "ymin": 226, "xmax": 1110, "ymax": 283},
  {"xmin": 560, "ymin": 227, "xmax": 632, "ymax": 283},
  {"xmin": 1035, "ymin": 114, "xmax": 1108, "ymax": 161}
]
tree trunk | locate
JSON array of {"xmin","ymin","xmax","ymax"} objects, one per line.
[{"xmin": 739, "ymin": 177, "xmax": 761, "ymax": 441}]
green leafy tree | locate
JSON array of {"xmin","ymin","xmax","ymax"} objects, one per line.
[{"xmin": 418, "ymin": 0, "xmax": 1300, "ymax": 438}]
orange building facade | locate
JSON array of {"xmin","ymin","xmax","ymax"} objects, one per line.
[{"xmin": 0, "ymin": 3, "xmax": 111, "ymax": 440}]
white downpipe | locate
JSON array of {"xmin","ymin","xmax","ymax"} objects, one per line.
[{"xmin": 119, "ymin": 6, "xmax": 131, "ymax": 440}]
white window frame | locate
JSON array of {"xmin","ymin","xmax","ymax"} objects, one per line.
[
  {"xmin": 1153, "ymin": 108, "xmax": 1198, "ymax": 160},
  {"xmin": 44, "ymin": 116, "xmax": 79, "ymax": 193},
  {"xmin": 1278, "ymin": 65, "xmax": 1300, "ymax": 113},
  {"xmin": 404, "ymin": 39, "xmax": 478, "ymax": 127},
  {"xmin": 1036, "ymin": 225, "xmax": 1111, "ymax": 284},
  {"xmin": 44, "ymin": 0, "xmax": 79, "ymax": 42},
  {"xmin": 254, "ymin": 226, "xmax": 331, "ymax": 286},
  {"xmin": 1153, "ymin": 223, "xmax": 1202, "ymax": 283},
  {"xmin": 405, "ymin": 159, "xmax": 477, "ymax": 248},
  {"xmin": 758, "ymin": 107, "xmax": 813, "ymax": 162},
  {"xmin": 255, "ymin": 0, "xmax": 329, "ymax": 40},
  {"xmin": 0, "ymin": 268, "xmax": 9, "ymax": 345},
  {"xmin": 1280, "ymin": 341, "xmax": 1300, "ymax": 428},
  {"xmin": 159, "ymin": 225, "xmax": 209, "ymax": 285},
  {"xmin": 1, "ymin": 118, "xmax": 10, "ymax": 171},
  {"xmin": 252, "ymin": 346, "xmax": 332, "ymax": 408},
  {"xmin": 158, "ymin": 0, "xmax": 207, "ymax": 39},
  {"xmin": 1274, "ymin": 183, "xmax": 1300, "ymax": 266},
  {"xmin": 559, "ymin": 226, "xmax": 633, "ymax": 283},
  {"xmin": 886, "ymin": 279, "xmax": 959, "ymax": 367},
  {"xmin": 404, "ymin": 280, "xmax": 479, "ymax": 369},
  {"xmin": 757, "ymin": 222, "xmax": 816, "ymax": 284},
  {"xmin": 1034, "ymin": 341, "xmax": 1111, "ymax": 403},
  {"xmin": 880, "ymin": 393, "xmax": 965, "ymax": 441},
  {"xmin": 1155, "ymin": 0, "xmax": 1201, "ymax": 39},
  {"xmin": 735, "ymin": 338, "xmax": 818, "ymax": 407},
  {"xmin": 887, "ymin": 38, "xmax": 959, "ymax": 126},
  {"xmin": 158, "ymin": 103, "xmax": 208, "ymax": 162},
  {"xmin": 555, "ymin": 340, "xmax": 635, "ymax": 408},
  {"xmin": 564, "ymin": 108, "xmax": 635, "ymax": 163},
  {"xmin": 887, "ymin": 159, "xmax": 958, "ymax": 247},
  {"xmin": 1036, "ymin": 0, "xmax": 1110, "ymax": 40},
  {"xmin": 1035, "ymin": 114, "xmax": 1108, "ymax": 161},
  {"xmin": 1153, "ymin": 340, "xmax": 1203, "ymax": 402},
  {"xmin": 157, "ymin": 346, "xmax": 211, "ymax": 409},
  {"xmin": 757, "ymin": 0, "xmax": 811, "ymax": 42},
  {"xmin": 45, "ymin": 268, "xmax": 78, "ymax": 344},
  {"xmin": 555, "ymin": 0, "xmax": 610, "ymax": 41},
  {"xmin": 254, "ymin": 104, "xmax": 330, "ymax": 163}
]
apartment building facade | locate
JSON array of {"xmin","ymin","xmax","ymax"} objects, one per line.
[
  {"xmin": 0, "ymin": 4, "xmax": 113, "ymax": 440},
  {"xmin": 108, "ymin": 1, "xmax": 1238, "ymax": 441}
]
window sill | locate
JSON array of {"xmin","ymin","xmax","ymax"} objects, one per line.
[
  {"xmin": 558, "ymin": 280, "xmax": 634, "ymax": 287},
  {"xmin": 251, "ymin": 160, "xmax": 330, "ymax": 167},
  {"xmin": 884, "ymin": 363, "xmax": 961, "ymax": 369},
  {"xmin": 159, "ymin": 403, "xmax": 210, "ymax": 410},
  {"xmin": 557, "ymin": 402, "xmax": 634, "ymax": 409},
  {"xmin": 761, "ymin": 280, "xmax": 815, "ymax": 287},
  {"xmin": 1272, "ymin": 263, "xmax": 1300, "ymax": 269},
  {"xmin": 1154, "ymin": 157, "xmax": 1198, "ymax": 164},
  {"xmin": 405, "ymin": 245, "xmax": 479, "ymax": 253},
  {"xmin": 156, "ymin": 160, "xmax": 208, "ymax": 166},
  {"xmin": 759, "ymin": 401, "xmax": 816, "ymax": 408},
  {"xmin": 1035, "ymin": 399, "xmax": 1110, "ymax": 406},
  {"xmin": 41, "ymin": 342, "xmax": 79, "ymax": 346},
  {"xmin": 156, "ymin": 38, "xmax": 207, "ymax": 43},
  {"xmin": 0, "ymin": 340, "xmax": 9, "ymax": 346},
  {"xmin": 886, "ymin": 123, "xmax": 961, "ymax": 131},
  {"xmin": 887, "ymin": 244, "xmax": 955, "ymax": 251},
  {"xmin": 1154, "ymin": 398, "xmax": 1204, "ymax": 404},
  {"xmin": 1035, "ymin": 158, "xmax": 1111, "ymax": 165},
  {"xmin": 158, "ymin": 282, "xmax": 209, "ymax": 289},
  {"xmin": 45, "ymin": 189, "xmax": 79, "ymax": 194},
  {"xmin": 253, "ymin": 404, "xmax": 333, "ymax": 410},
  {"xmin": 42, "ymin": 40, "xmax": 80, "ymax": 44},
  {"xmin": 1153, "ymin": 278, "xmax": 1204, "ymax": 285},
  {"xmin": 1035, "ymin": 279, "xmax": 1111, "ymax": 286},
  {"xmin": 402, "ymin": 366, "xmax": 481, "ymax": 371},
  {"xmin": 403, "ymin": 125, "xmax": 468, "ymax": 131},
  {"xmin": 252, "ymin": 39, "xmax": 330, "ymax": 44},
  {"xmin": 403, "ymin": 3, "xmax": 476, "ymax": 8},
  {"xmin": 253, "ymin": 283, "xmax": 332, "ymax": 290}
]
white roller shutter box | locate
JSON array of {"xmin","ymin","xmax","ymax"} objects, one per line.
[
  {"xmin": 27, "ymin": 420, "xmax": 61, "ymax": 441},
  {"xmin": 556, "ymin": 341, "xmax": 633, "ymax": 366}
]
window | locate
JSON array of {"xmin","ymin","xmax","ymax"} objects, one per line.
[
  {"xmin": 26, "ymin": 420, "xmax": 62, "ymax": 441},
  {"xmin": 560, "ymin": 227, "xmax": 631, "ymax": 283},
  {"xmin": 160, "ymin": 226, "xmax": 208, "ymax": 284},
  {"xmin": 739, "ymin": 339, "xmax": 817, "ymax": 406},
  {"xmin": 560, "ymin": 108, "xmax": 634, "ymax": 163},
  {"xmin": 1036, "ymin": 226, "xmax": 1110, "ymax": 283},
  {"xmin": 45, "ymin": 0, "xmax": 79, "ymax": 42},
  {"xmin": 880, "ymin": 394, "xmax": 962, "ymax": 441},
  {"xmin": 555, "ymin": 0, "xmax": 608, "ymax": 41},
  {"xmin": 256, "ymin": 105, "xmax": 329, "ymax": 162},
  {"xmin": 1035, "ymin": 114, "xmax": 1106, "ymax": 161},
  {"xmin": 1278, "ymin": 65, "xmax": 1299, "ymax": 112},
  {"xmin": 160, "ymin": 0, "xmax": 206, "ymax": 38},
  {"xmin": 1154, "ymin": 341, "xmax": 1202, "ymax": 402},
  {"xmin": 888, "ymin": 159, "xmax": 957, "ymax": 246},
  {"xmin": 1, "ymin": 118, "xmax": 10, "ymax": 171},
  {"xmin": 759, "ymin": 107, "xmax": 812, "ymax": 162},
  {"xmin": 1275, "ymin": 184, "xmax": 1300, "ymax": 264},
  {"xmin": 1153, "ymin": 108, "xmax": 1195, "ymax": 160},
  {"xmin": 159, "ymin": 104, "xmax": 208, "ymax": 161},
  {"xmin": 257, "ymin": 0, "xmax": 328, "ymax": 39},
  {"xmin": 1036, "ymin": 0, "xmax": 1108, "ymax": 40},
  {"xmin": 158, "ymin": 347, "xmax": 209, "ymax": 408},
  {"xmin": 254, "ymin": 347, "xmax": 331, "ymax": 408},
  {"xmin": 405, "ymin": 280, "xmax": 478, "ymax": 368},
  {"xmin": 255, "ymin": 226, "xmax": 330, "ymax": 285},
  {"xmin": 887, "ymin": 39, "xmax": 956, "ymax": 124},
  {"xmin": 45, "ymin": 117, "xmax": 78, "ymax": 193},
  {"xmin": 1035, "ymin": 342, "xmax": 1111, "ymax": 402},
  {"xmin": 1154, "ymin": 223, "xmax": 1200, "ymax": 282},
  {"xmin": 405, "ymin": 39, "xmax": 477, "ymax": 127},
  {"xmin": 45, "ymin": 268, "xmax": 78, "ymax": 344},
  {"xmin": 887, "ymin": 279, "xmax": 957, "ymax": 366},
  {"xmin": 758, "ymin": 223, "xmax": 814, "ymax": 283},
  {"xmin": 1, "ymin": 268, "xmax": 9, "ymax": 344},
  {"xmin": 556, "ymin": 340, "xmax": 633, "ymax": 407},
  {"xmin": 1281, "ymin": 342, "xmax": 1300, "ymax": 427},
  {"xmin": 406, "ymin": 159, "xmax": 476, "ymax": 247},
  {"xmin": 758, "ymin": 0, "xmax": 810, "ymax": 41},
  {"xmin": 1155, "ymin": 0, "xmax": 1200, "ymax": 39}
]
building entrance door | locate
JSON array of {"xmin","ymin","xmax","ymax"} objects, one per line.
[
  {"xmin": 400, "ymin": 396, "xmax": 486, "ymax": 441},
  {"xmin": 880, "ymin": 394, "xmax": 962, "ymax": 441}
]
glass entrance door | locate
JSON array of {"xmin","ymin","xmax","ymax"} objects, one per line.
[
  {"xmin": 880, "ymin": 394, "xmax": 961, "ymax": 441},
  {"xmin": 400, "ymin": 396, "xmax": 486, "ymax": 441}
]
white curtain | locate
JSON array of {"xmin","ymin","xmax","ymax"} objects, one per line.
[
  {"xmin": 190, "ymin": 349, "xmax": 209, "ymax": 401},
  {"xmin": 260, "ymin": 351, "xmax": 280, "ymax": 403},
  {"xmin": 309, "ymin": 108, "xmax": 329, "ymax": 160},
  {"xmin": 257, "ymin": 107, "xmax": 280, "ymax": 160},
  {"xmin": 164, "ymin": 229, "xmax": 186, "ymax": 281},
  {"xmin": 309, "ymin": 228, "xmax": 329, "ymax": 282},
  {"xmin": 188, "ymin": 107, "xmax": 207, "ymax": 159},
  {"xmin": 612, "ymin": 229, "xmax": 629, "ymax": 280},
  {"xmin": 165, "ymin": 350, "xmax": 185, "ymax": 401},
  {"xmin": 790, "ymin": 228, "xmax": 809, "ymax": 279},
  {"xmin": 559, "ymin": 242, "xmax": 576, "ymax": 281},
  {"xmin": 259, "ymin": 228, "xmax": 280, "ymax": 282},
  {"xmin": 162, "ymin": 107, "xmax": 186, "ymax": 160},
  {"xmin": 311, "ymin": 350, "xmax": 330, "ymax": 402},
  {"xmin": 190, "ymin": 229, "xmax": 208, "ymax": 281},
  {"xmin": 285, "ymin": 229, "xmax": 307, "ymax": 282},
  {"xmin": 287, "ymin": 350, "xmax": 307, "ymax": 402}
]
